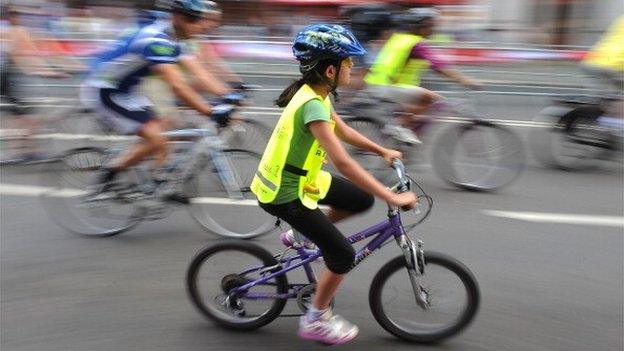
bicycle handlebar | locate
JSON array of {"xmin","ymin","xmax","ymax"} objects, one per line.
[{"xmin": 391, "ymin": 159, "xmax": 410, "ymax": 193}]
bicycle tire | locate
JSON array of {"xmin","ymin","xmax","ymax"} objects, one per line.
[
  {"xmin": 219, "ymin": 118, "xmax": 272, "ymax": 154},
  {"xmin": 48, "ymin": 106, "xmax": 116, "ymax": 155},
  {"xmin": 187, "ymin": 148, "xmax": 276, "ymax": 239},
  {"xmin": 40, "ymin": 147, "xmax": 142, "ymax": 237},
  {"xmin": 186, "ymin": 240, "xmax": 288, "ymax": 330},
  {"xmin": 343, "ymin": 116, "xmax": 399, "ymax": 184},
  {"xmin": 529, "ymin": 105, "xmax": 610, "ymax": 171},
  {"xmin": 432, "ymin": 121, "xmax": 525, "ymax": 192},
  {"xmin": 369, "ymin": 252, "xmax": 480, "ymax": 343}
]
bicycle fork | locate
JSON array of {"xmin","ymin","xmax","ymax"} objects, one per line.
[{"xmin": 396, "ymin": 234, "xmax": 430, "ymax": 309}]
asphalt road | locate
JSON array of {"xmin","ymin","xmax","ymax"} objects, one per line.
[{"xmin": 1, "ymin": 61, "xmax": 623, "ymax": 351}]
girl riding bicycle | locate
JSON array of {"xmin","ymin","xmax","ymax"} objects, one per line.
[{"xmin": 251, "ymin": 24, "xmax": 417, "ymax": 345}]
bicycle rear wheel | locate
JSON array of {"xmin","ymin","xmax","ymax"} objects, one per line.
[
  {"xmin": 343, "ymin": 117, "xmax": 398, "ymax": 184},
  {"xmin": 187, "ymin": 148, "xmax": 276, "ymax": 239},
  {"xmin": 40, "ymin": 147, "xmax": 142, "ymax": 236},
  {"xmin": 529, "ymin": 105, "xmax": 610, "ymax": 171},
  {"xmin": 432, "ymin": 121, "xmax": 525, "ymax": 191},
  {"xmin": 187, "ymin": 240, "xmax": 288, "ymax": 330},
  {"xmin": 369, "ymin": 252, "xmax": 480, "ymax": 343},
  {"xmin": 47, "ymin": 106, "xmax": 116, "ymax": 156}
]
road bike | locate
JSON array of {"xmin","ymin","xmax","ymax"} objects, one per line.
[
  {"xmin": 528, "ymin": 93, "xmax": 623, "ymax": 171},
  {"xmin": 186, "ymin": 160, "xmax": 480, "ymax": 343},
  {"xmin": 343, "ymin": 91, "xmax": 525, "ymax": 192},
  {"xmin": 40, "ymin": 97, "xmax": 274, "ymax": 239}
]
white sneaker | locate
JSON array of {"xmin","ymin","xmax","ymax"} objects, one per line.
[
  {"xmin": 298, "ymin": 309, "xmax": 359, "ymax": 345},
  {"xmin": 382, "ymin": 124, "xmax": 422, "ymax": 144}
]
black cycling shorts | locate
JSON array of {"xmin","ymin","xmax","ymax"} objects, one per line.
[{"xmin": 259, "ymin": 175, "xmax": 374, "ymax": 274}]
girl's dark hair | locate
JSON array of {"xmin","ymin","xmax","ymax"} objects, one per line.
[{"xmin": 275, "ymin": 58, "xmax": 341, "ymax": 107}]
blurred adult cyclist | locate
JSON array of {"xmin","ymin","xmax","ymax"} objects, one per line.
[
  {"xmin": 1, "ymin": 5, "xmax": 68, "ymax": 162},
  {"xmin": 251, "ymin": 24, "xmax": 416, "ymax": 345},
  {"xmin": 81, "ymin": 0, "xmax": 231, "ymax": 202},
  {"xmin": 580, "ymin": 14, "xmax": 623, "ymax": 123},
  {"xmin": 141, "ymin": 1, "xmax": 239, "ymax": 129},
  {"xmin": 365, "ymin": 7, "xmax": 480, "ymax": 144}
]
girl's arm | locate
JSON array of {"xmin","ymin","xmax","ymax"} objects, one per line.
[
  {"xmin": 309, "ymin": 120, "xmax": 414, "ymax": 207},
  {"xmin": 332, "ymin": 110, "xmax": 401, "ymax": 165}
]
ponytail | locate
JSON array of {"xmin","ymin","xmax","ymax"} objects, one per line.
[
  {"xmin": 275, "ymin": 78, "xmax": 305, "ymax": 108},
  {"xmin": 274, "ymin": 58, "xmax": 342, "ymax": 107}
]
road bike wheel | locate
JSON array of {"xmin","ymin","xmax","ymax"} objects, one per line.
[
  {"xmin": 528, "ymin": 105, "xmax": 610, "ymax": 171},
  {"xmin": 187, "ymin": 240, "xmax": 288, "ymax": 330},
  {"xmin": 219, "ymin": 118, "xmax": 272, "ymax": 154},
  {"xmin": 187, "ymin": 148, "xmax": 276, "ymax": 239},
  {"xmin": 369, "ymin": 252, "xmax": 480, "ymax": 344},
  {"xmin": 432, "ymin": 121, "xmax": 525, "ymax": 191},
  {"xmin": 343, "ymin": 117, "xmax": 398, "ymax": 184},
  {"xmin": 40, "ymin": 147, "xmax": 142, "ymax": 237},
  {"xmin": 47, "ymin": 106, "xmax": 117, "ymax": 156}
]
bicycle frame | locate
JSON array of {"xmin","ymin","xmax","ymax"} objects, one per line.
[
  {"xmin": 118, "ymin": 124, "xmax": 244, "ymax": 198},
  {"xmin": 230, "ymin": 207, "xmax": 420, "ymax": 301}
]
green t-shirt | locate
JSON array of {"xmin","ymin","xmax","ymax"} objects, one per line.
[{"xmin": 272, "ymin": 99, "xmax": 331, "ymax": 204}]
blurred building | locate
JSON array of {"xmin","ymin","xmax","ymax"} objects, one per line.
[
  {"xmin": 482, "ymin": 0, "xmax": 623, "ymax": 46},
  {"xmin": 8, "ymin": 0, "xmax": 622, "ymax": 46}
]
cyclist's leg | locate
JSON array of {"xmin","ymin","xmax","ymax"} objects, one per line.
[
  {"xmin": 113, "ymin": 119, "xmax": 168, "ymax": 170},
  {"xmin": 259, "ymin": 200, "xmax": 355, "ymax": 303},
  {"xmin": 88, "ymin": 87, "xmax": 168, "ymax": 180},
  {"xmin": 259, "ymin": 199, "xmax": 359, "ymax": 343},
  {"xmin": 2, "ymin": 59, "xmax": 44, "ymax": 158},
  {"xmin": 319, "ymin": 175, "xmax": 374, "ymax": 222}
]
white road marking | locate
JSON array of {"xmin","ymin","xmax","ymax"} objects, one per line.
[
  {"xmin": 483, "ymin": 210, "xmax": 624, "ymax": 227},
  {"xmin": 0, "ymin": 183, "xmax": 259, "ymax": 206}
]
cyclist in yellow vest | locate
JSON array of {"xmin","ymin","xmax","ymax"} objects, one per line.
[
  {"xmin": 365, "ymin": 7, "xmax": 480, "ymax": 143},
  {"xmin": 251, "ymin": 24, "xmax": 417, "ymax": 345},
  {"xmin": 581, "ymin": 14, "xmax": 623, "ymax": 120}
]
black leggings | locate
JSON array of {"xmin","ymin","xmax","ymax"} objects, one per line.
[{"xmin": 259, "ymin": 176, "xmax": 374, "ymax": 274}]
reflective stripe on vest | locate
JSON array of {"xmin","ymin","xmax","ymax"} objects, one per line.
[
  {"xmin": 250, "ymin": 84, "xmax": 334, "ymax": 209},
  {"xmin": 365, "ymin": 33, "xmax": 430, "ymax": 87}
]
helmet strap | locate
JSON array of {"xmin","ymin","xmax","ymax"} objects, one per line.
[{"xmin": 330, "ymin": 62, "xmax": 342, "ymax": 102}]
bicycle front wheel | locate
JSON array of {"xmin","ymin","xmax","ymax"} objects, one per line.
[
  {"xmin": 187, "ymin": 149, "xmax": 275, "ymax": 239},
  {"xmin": 432, "ymin": 121, "xmax": 525, "ymax": 191},
  {"xmin": 219, "ymin": 118, "xmax": 272, "ymax": 153},
  {"xmin": 369, "ymin": 252, "xmax": 480, "ymax": 343}
]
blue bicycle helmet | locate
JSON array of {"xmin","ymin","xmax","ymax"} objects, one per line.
[{"xmin": 293, "ymin": 24, "xmax": 366, "ymax": 73}]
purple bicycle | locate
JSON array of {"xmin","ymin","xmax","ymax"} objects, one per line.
[{"xmin": 186, "ymin": 160, "xmax": 480, "ymax": 343}]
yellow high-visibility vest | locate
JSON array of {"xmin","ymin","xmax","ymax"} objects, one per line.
[
  {"xmin": 365, "ymin": 33, "xmax": 430, "ymax": 87},
  {"xmin": 583, "ymin": 15, "xmax": 624, "ymax": 72},
  {"xmin": 251, "ymin": 84, "xmax": 334, "ymax": 209}
]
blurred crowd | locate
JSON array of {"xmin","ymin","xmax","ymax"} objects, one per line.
[{"xmin": 1, "ymin": 0, "xmax": 621, "ymax": 45}]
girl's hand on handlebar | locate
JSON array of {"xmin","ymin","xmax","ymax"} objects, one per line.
[
  {"xmin": 382, "ymin": 148, "xmax": 403, "ymax": 166},
  {"xmin": 389, "ymin": 192, "xmax": 418, "ymax": 210}
]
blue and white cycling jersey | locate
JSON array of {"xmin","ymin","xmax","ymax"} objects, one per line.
[{"xmin": 85, "ymin": 21, "xmax": 182, "ymax": 92}]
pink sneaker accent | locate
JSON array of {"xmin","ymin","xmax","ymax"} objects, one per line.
[
  {"xmin": 280, "ymin": 229, "xmax": 317, "ymax": 250},
  {"xmin": 298, "ymin": 310, "xmax": 359, "ymax": 345}
]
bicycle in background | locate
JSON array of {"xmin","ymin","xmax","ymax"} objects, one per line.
[
  {"xmin": 40, "ymin": 95, "xmax": 274, "ymax": 239},
  {"xmin": 343, "ymin": 89, "xmax": 525, "ymax": 192}
]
